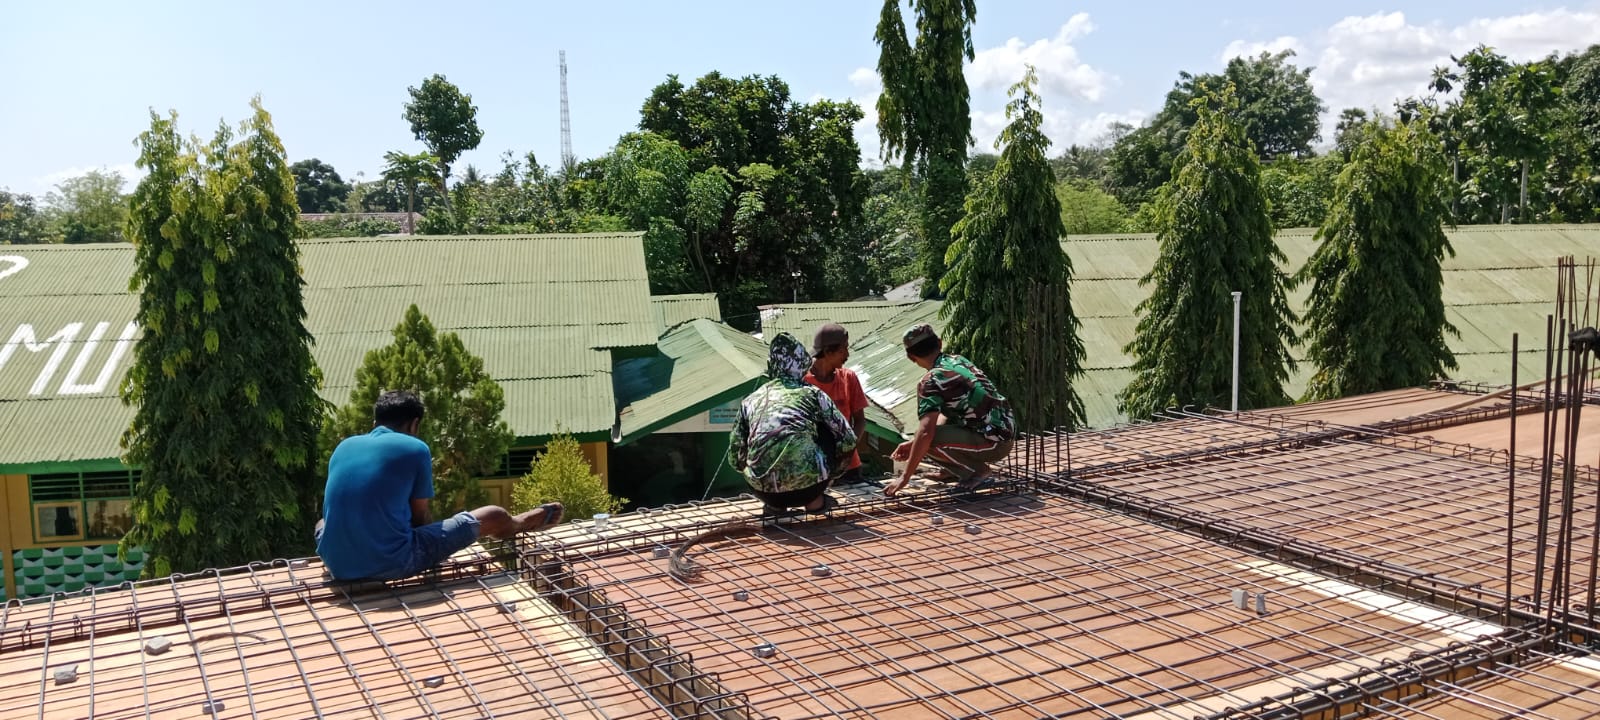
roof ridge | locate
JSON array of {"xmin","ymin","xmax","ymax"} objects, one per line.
[{"xmin": 694, "ymin": 319, "xmax": 767, "ymax": 377}]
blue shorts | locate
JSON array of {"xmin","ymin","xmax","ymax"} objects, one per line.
[
  {"xmin": 314, "ymin": 511, "xmax": 481, "ymax": 581},
  {"xmin": 400, "ymin": 511, "xmax": 481, "ymax": 578}
]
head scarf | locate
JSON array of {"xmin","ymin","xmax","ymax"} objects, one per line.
[{"xmin": 766, "ymin": 332, "xmax": 812, "ymax": 383}]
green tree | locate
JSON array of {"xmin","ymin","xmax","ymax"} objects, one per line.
[
  {"xmin": 1260, "ymin": 154, "xmax": 1342, "ymax": 228},
  {"xmin": 46, "ymin": 169, "xmax": 129, "ymax": 243},
  {"xmin": 941, "ymin": 67, "xmax": 1086, "ymax": 431},
  {"xmin": 1118, "ymin": 86, "xmax": 1298, "ymax": 419},
  {"xmin": 1433, "ymin": 47, "xmax": 1561, "ymax": 223},
  {"xmin": 0, "ymin": 189, "xmax": 55, "ymax": 244},
  {"xmin": 404, "ymin": 74, "xmax": 484, "ymax": 204},
  {"xmin": 510, "ymin": 431, "xmax": 625, "ymax": 522},
  {"xmin": 323, "ymin": 305, "xmax": 513, "ymax": 516},
  {"xmin": 629, "ymin": 73, "xmax": 868, "ymax": 322},
  {"xmin": 1056, "ymin": 180, "xmax": 1130, "ymax": 234},
  {"xmin": 289, "ymin": 158, "xmax": 352, "ymax": 213},
  {"xmin": 1108, "ymin": 50, "xmax": 1325, "ymax": 204},
  {"xmin": 1299, "ymin": 118, "xmax": 1457, "ymax": 401},
  {"xmin": 121, "ymin": 99, "xmax": 325, "ymax": 575},
  {"xmin": 382, "ymin": 150, "xmax": 438, "ymax": 233},
  {"xmin": 874, "ymin": 0, "xmax": 978, "ymax": 298}
]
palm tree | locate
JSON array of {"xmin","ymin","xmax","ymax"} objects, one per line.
[{"xmin": 382, "ymin": 150, "xmax": 437, "ymax": 233}]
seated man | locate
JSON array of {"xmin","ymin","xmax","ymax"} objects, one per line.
[
  {"xmin": 316, "ymin": 390, "xmax": 562, "ymax": 581},
  {"xmin": 731, "ymin": 332, "xmax": 858, "ymax": 514},
  {"xmin": 884, "ymin": 324, "xmax": 1015, "ymax": 497}
]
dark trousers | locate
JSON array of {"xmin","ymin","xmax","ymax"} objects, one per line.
[{"xmin": 751, "ymin": 482, "xmax": 828, "ymax": 509}]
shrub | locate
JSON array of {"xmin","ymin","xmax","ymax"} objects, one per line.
[{"xmin": 511, "ymin": 432, "xmax": 626, "ymax": 522}]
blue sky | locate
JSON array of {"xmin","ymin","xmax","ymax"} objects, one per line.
[{"xmin": 4, "ymin": 1, "xmax": 1598, "ymax": 197}]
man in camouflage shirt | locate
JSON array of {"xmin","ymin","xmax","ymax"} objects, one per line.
[
  {"xmin": 885, "ymin": 323, "xmax": 1015, "ymax": 497},
  {"xmin": 730, "ymin": 332, "xmax": 858, "ymax": 513}
]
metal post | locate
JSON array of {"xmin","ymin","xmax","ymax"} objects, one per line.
[{"xmin": 1231, "ymin": 291, "xmax": 1242, "ymax": 413}]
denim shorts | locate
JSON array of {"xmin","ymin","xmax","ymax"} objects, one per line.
[{"xmin": 402, "ymin": 511, "xmax": 481, "ymax": 578}]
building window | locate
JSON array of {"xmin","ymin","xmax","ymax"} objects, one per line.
[
  {"xmin": 28, "ymin": 470, "xmax": 138, "ymax": 543},
  {"xmin": 485, "ymin": 447, "xmax": 542, "ymax": 478}
]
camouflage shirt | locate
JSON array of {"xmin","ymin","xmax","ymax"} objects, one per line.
[
  {"xmin": 729, "ymin": 332, "xmax": 859, "ymax": 493},
  {"xmin": 916, "ymin": 353, "xmax": 1016, "ymax": 442}
]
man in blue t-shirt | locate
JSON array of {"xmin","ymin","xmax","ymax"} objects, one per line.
[{"xmin": 316, "ymin": 390, "xmax": 563, "ymax": 581}]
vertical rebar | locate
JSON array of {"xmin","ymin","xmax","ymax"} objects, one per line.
[
  {"xmin": 1533, "ymin": 313, "xmax": 1556, "ymax": 610},
  {"xmin": 1505, "ymin": 332, "xmax": 1518, "ymax": 625},
  {"xmin": 1231, "ymin": 291, "xmax": 1242, "ymax": 414}
]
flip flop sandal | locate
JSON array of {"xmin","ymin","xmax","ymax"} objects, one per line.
[
  {"xmin": 760, "ymin": 503, "xmax": 789, "ymax": 517},
  {"xmin": 535, "ymin": 502, "xmax": 564, "ymax": 530},
  {"xmin": 954, "ymin": 476, "xmax": 998, "ymax": 494},
  {"xmin": 805, "ymin": 494, "xmax": 840, "ymax": 515}
]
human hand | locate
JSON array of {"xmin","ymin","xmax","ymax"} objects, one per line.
[
  {"xmin": 883, "ymin": 477, "xmax": 909, "ymax": 498},
  {"xmin": 891, "ymin": 442, "xmax": 912, "ymax": 461}
]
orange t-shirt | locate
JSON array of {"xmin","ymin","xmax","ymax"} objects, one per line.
[{"xmin": 804, "ymin": 366, "xmax": 868, "ymax": 470}]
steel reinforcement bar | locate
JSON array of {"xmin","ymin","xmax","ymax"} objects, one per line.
[
  {"xmin": 1197, "ymin": 626, "xmax": 1554, "ymax": 720},
  {"xmin": 517, "ymin": 545, "xmax": 759, "ymax": 720}
]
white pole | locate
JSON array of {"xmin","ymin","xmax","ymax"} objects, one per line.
[{"xmin": 1231, "ymin": 291, "xmax": 1242, "ymax": 413}]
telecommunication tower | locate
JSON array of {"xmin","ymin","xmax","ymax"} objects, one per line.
[{"xmin": 560, "ymin": 50, "xmax": 575, "ymax": 173}]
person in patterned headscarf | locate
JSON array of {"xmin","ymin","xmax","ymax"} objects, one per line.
[
  {"xmin": 884, "ymin": 323, "xmax": 1015, "ymax": 498},
  {"xmin": 729, "ymin": 332, "xmax": 858, "ymax": 514}
]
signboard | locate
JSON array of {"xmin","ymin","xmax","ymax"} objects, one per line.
[{"xmin": 658, "ymin": 399, "xmax": 743, "ymax": 435}]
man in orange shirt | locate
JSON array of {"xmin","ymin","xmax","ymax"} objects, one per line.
[{"xmin": 804, "ymin": 323, "xmax": 875, "ymax": 487}]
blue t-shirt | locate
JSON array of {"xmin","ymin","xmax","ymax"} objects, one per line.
[{"xmin": 317, "ymin": 426, "xmax": 434, "ymax": 579}]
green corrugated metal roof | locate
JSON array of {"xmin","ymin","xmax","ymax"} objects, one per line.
[
  {"xmin": 0, "ymin": 233, "xmax": 652, "ymax": 466},
  {"xmin": 614, "ymin": 319, "xmax": 770, "ymax": 445},
  {"xmin": 828, "ymin": 224, "xmax": 1596, "ymax": 433},
  {"xmin": 760, "ymin": 301, "xmax": 925, "ymax": 344},
  {"xmin": 615, "ymin": 318, "xmax": 903, "ymax": 445},
  {"xmin": 651, "ymin": 294, "xmax": 722, "ymax": 332}
]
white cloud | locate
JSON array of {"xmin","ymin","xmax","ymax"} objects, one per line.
[
  {"xmin": 835, "ymin": 14, "xmax": 1141, "ymax": 165},
  {"xmin": 968, "ymin": 13, "xmax": 1109, "ymax": 102},
  {"xmin": 1222, "ymin": 9, "xmax": 1600, "ymax": 135},
  {"xmin": 25, "ymin": 163, "xmax": 143, "ymax": 198},
  {"xmin": 1219, "ymin": 36, "xmax": 1303, "ymax": 64}
]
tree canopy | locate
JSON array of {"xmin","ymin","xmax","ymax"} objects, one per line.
[
  {"xmin": 121, "ymin": 99, "xmax": 325, "ymax": 575},
  {"xmin": 0, "ymin": 189, "xmax": 54, "ymax": 244},
  {"xmin": 1109, "ymin": 50, "xmax": 1325, "ymax": 206},
  {"xmin": 404, "ymin": 74, "xmax": 484, "ymax": 200},
  {"xmin": 1118, "ymin": 86, "xmax": 1298, "ymax": 419},
  {"xmin": 1299, "ymin": 118, "xmax": 1457, "ymax": 400},
  {"xmin": 941, "ymin": 66, "xmax": 1086, "ymax": 431},
  {"xmin": 322, "ymin": 305, "xmax": 513, "ymax": 517},
  {"xmin": 875, "ymin": 0, "xmax": 978, "ymax": 298},
  {"xmin": 290, "ymin": 158, "xmax": 352, "ymax": 213},
  {"xmin": 46, "ymin": 169, "xmax": 129, "ymax": 244},
  {"xmin": 625, "ymin": 72, "xmax": 870, "ymax": 321}
]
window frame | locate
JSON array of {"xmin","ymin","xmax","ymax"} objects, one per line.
[{"xmin": 28, "ymin": 469, "xmax": 138, "ymax": 544}]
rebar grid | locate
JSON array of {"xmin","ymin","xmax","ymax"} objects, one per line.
[
  {"xmin": 1356, "ymin": 643, "xmax": 1600, "ymax": 720},
  {"xmin": 553, "ymin": 490, "xmax": 1545, "ymax": 719},
  {"xmin": 1029, "ymin": 433, "xmax": 1600, "ymax": 620},
  {"xmin": 0, "ymin": 560, "xmax": 677, "ymax": 719}
]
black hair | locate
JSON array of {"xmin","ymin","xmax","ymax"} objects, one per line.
[
  {"xmin": 906, "ymin": 335, "xmax": 941, "ymax": 360},
  {"xmin": 373, "ymin": 390, "xmax": 425, "ymax": 428}
]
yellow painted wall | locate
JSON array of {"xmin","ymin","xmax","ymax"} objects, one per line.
[
  {"xmin": 1, "ymin": 474, "xmax": 16, "ymax": 600},
  {"xmin": 581, "ymin": 441, "xmax": 610, "ymax": 489}
]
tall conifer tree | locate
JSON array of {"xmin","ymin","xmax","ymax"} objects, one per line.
[
  {"xmin": 1299, "ymin": 119, "xmax": 1457, "ymax": 400},
  {"xmin": 942, "ymin": 67, "xmax": 1086, "ymax": 431},
  {"xmin": 875, "ymin": 0, "xmax": 977, "ymax": 298},
  {"xmin": 1119, "ymin": 86, "xmax": 1297, "ymax": 419},
  {"xmin": 122, "ymin": 99, "xmax": 325, "ymax": 575}
]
